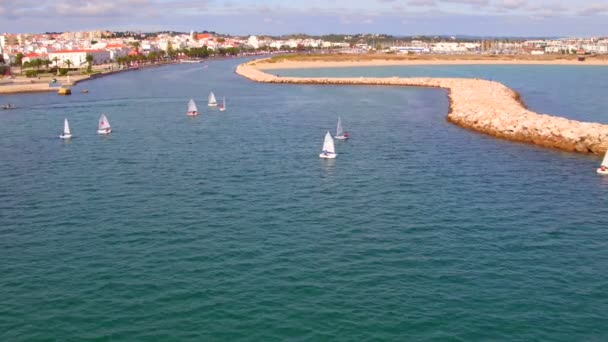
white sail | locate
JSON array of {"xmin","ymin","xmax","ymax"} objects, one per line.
[
  {"xmin": 222, "ymin": 97, "xmax": 226, "ymax": 109},
  {"xmin": 322, "ymin": 131, "xmax": 335, "ymax": 154},
  {"xmin": 208, "ymin": 92, "xmax": 217, "ymax": 106},
  {"xmin": 99, "ymin": 114, "xmax": 111, "ymax": 130},
  {"xmin": 336, "ymin": 117, "xmax": 344, "ymax": 137},
  {"xmin": 63, "ymin": 118, "xmax": 71, "ymax": 135},
  {"xmin": 602, "ymin": 150, "xmax": 608, "ymax": 167},
  {"xmin": 187, "ymin": 99, "xmax": 198, "ymax": 113}
]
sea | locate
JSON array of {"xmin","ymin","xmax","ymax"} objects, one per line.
[{"xmin": 1, "ymin": 59, "xmax": 608, "ymax": 341}]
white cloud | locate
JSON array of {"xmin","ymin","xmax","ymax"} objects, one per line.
[
  {"xmin": 578, "ymin": 3, "xmax": 608, "ymax": 16},
  {"xmin": 497, "ymin": 0, "xmax": 527, "ymax": 10},
  {"xmin": 440, "ymin": 0, "xmax": 489, "ymax": 5},
  {"xmin": 55, "ymin": 1, "xmax": 120, "ymax": 16},
  {"xmin": 408, "ymin": 0, "xmax": 436, "ymax": 6}
]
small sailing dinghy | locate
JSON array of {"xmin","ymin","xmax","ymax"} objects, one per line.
[
  {"xmin": 218, "ymin": 97, "xmax": 226, "ymax": 112},
  {"xmin": 97, "ymin": 114, "xmax": 111, "ymax": 135},
  {"xmin": 335, "ymin": 116, "xmax": 349, "ymax": 140},
  {"xmin": 59, "ymin": 118, "xmax": 72, "ymax": 139},
  {"xmin": 319, "ymin": 131, "xmax": 337, "ymax": 159},
  {"xmin": 208, "ymin": 92, "xmax": 217, "ymax": 107},
  {"xmin": 596, "ymin": 149, "xmax": 608, "ymax": 175},
  {"xmin": 187, "ymin": 99, "xmax": 198, "ymax": 116}
]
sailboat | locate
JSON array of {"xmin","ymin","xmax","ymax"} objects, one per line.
[
  {"xmin": 97, "ymin": 114, "xmax": 111, "ymax": 135},
  {"xmin": 597, "ymin": 149, "xmax": 608, "ymax": 175},
  {"xmin": 218, "ymin": 97, "xmax": 226, "ymax": 112},
  {"xmin": 59, "ymin": 118, "xmax": 72, "ymax": 139},
  {"xmin": 187, "ymin": 99, "xmax": 198, "ymax": 116},
  {"xmin": 335, "ymin": 116, "xmax": 349, "ymax": 140},
  {"xmin": 319, "ymin": 131, "xmax": 337, "ymax": 159},
  {"xmin": 208, "ymin": 92, "xmax": 217, "ymax": 107}
]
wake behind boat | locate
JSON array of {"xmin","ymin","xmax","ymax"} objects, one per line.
[
  {"xmin": 208, "ymin": 92, "xmax": 217, "ymax": 107},
  {"xmin": 597, "ymin": 149, "xmax": 608, "ymax": 175},
  {"xmin": 187, "ymin": 99, "xmax": 199, "ymax": 116},
  {"xmin": 98, "ymin": 114, "xmax": 111, "ymax": 135},
  {"xmin": 335, "ymin": 116, "xmax": 349, "ymax": 140},
  {"xmin": 319, "ymin": 131, "xmax": 337, "ymax": 159},
  {"xmin": 59, "ymin": 118, "xmax": 72, "ymax": 139}
]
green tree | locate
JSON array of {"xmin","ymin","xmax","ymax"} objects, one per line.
[
  {"xmin": 130, "ymin": 41, "xmax": 141, "ymax": 54},
  {"xmin": 14, "ymin": 53, "xmax": 24, "ymax": 74},
  {"xmin": 31, "ymin": 59, "xmax": 41, "ymax": 72},
  {"xmin": 115, "ymin": 56, "xmax": 124, "ymax": 68},
  {"xmin": 64, "ymin": 59, "xmax": 72, "ymax": 69},
  {"xmin": 85, "ymin": 54, "xmax": 93, "ymax": 73},
  {"xmin": 166, "ymin": 41, "xmax": 177, "ymax": 59},
  {"xmin": 52, "ymin": 56, "xmax": 60, "ymax": 75}
]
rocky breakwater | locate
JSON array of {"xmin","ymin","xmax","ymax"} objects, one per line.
[{"xmin": 236, "ymin": 61, "xmax": 608, "ymax": 154}]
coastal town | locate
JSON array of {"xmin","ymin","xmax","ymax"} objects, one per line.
[
  {"xmin": 2, "ymin": 31, "xmax": 608, "ymax": 72},
  {"xmin": 3, "ymin": 0, "xmax": 608, "ymax": 337}
]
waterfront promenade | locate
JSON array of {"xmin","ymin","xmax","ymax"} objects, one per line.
[
  {"xmin": 236, "ymin": 59, "xmax": 608, "ymax": 154},
  {"xmin": 0, "ymin": 61, "xmax": 180, "ymax": 94}
]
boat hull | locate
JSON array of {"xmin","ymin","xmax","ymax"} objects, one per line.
[
  {"xmin": 208, "ymin": 103, "xmax": 217, "ymax": 107},
  {"xmin": 218, "ymin": 107, "xmax": 225, "ymax": 112},
  {"xmin": 597, "ymin": 168, "xmax": 608, "ymax": 175},
  {"xmin": 59, "ymin": 134, "xmax": 72, "ymax": 139},
  {"xmin": 335, "ymin": 135, "xmax": 348, "ymax": 140},
  {"xmin": 187, "ymin": 111, "xmax": 198, "ymax": 116},
  {"xmin": 97, "ymin": 129, "xmax": 111, "ymax": 135},
  {"xmin": 319, "ymin": 153, "xmax": 337, "ymax": 159}
]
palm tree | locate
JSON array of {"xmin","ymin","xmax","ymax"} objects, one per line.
[
  {"xmin": 85, "ymin": 54, "xmax": 93, "ymax": 73},
  {"xmin": 14, "ymin": 53, "xmax": 24, "ymax": 74},
  {"xmin": 64, "ymin": 59, "xmax": 72, "ymax": 69},
  {"xmin": 116, "ymin": 56, "xmax": 125, "ymax": 69},
  {"xmin": 130, "ymin": 41, "xmax": 141, "ymax": 55},
  {"xmin": 52, "ymin": 56, "xmax": 59, "ymax": 75}
]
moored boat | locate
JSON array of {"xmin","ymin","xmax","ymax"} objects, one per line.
[{"xmin": 218, "ymin": 97, "xmax": 226, "ymax": 112}]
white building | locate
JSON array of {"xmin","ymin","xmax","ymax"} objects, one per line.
[
  {"xmin": 247, "ymin": 36, "xmax": 259, "ymax": 49},
  {"xmin": 48, "ymin": 49, "xmax": 111, "ymax": 67}
]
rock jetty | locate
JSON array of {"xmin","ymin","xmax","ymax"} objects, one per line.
[{"xmin": 236, "ymin": 61, "xmax": 608, "ymax": 154}]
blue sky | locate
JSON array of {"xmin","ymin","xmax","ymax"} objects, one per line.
[{"xmin": 1, "ymin": 0, "xmax": 607, "ymax": 36}]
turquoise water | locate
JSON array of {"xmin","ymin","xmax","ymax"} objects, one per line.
[
  {"xmin": 274, "ymin": 65, "xmax": 608, "ymax": 123},
  {"xmin": 2, "ymin": 59, "xmax": 608, "ymax": 341}
]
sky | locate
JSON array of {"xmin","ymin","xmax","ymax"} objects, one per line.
[{"xmin": 1, "ymin": 0, "xmax": 607, "ymax": 37}]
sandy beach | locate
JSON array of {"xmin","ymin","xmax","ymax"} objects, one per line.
[{"xmin": 237, "ymin": 59, "xmax": 608, "ymax": 154}]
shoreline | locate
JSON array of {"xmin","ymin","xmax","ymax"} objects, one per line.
[
  {"xmin": 0, "ymin": 54, "xmax": 260, "ymax": 95},
  {"xmin": 255, "ymin": 59, "xmax": 608, "ymax": 70},
  {"xmin": 236, "ymin": 59, "xmax": 608, "ymax": 154},
  {"xmin": 0, "ymin": 60, "xmax": 184, "ymax": 95}
]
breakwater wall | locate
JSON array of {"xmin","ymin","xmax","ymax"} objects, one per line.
[{"xmin": 236, "ymin": 61, "xmax": 608, "ymax": 154}]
